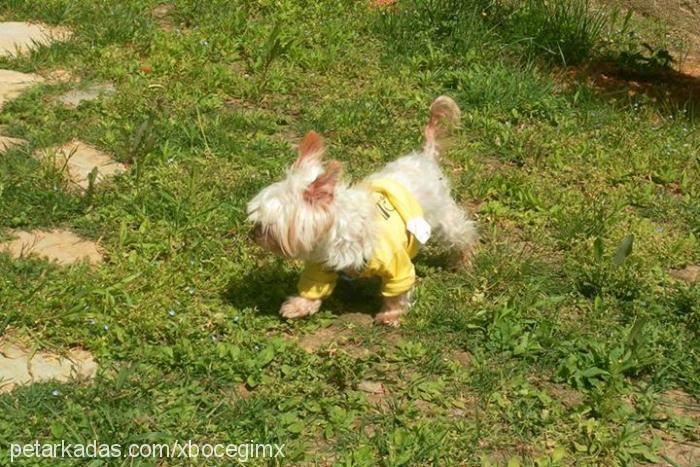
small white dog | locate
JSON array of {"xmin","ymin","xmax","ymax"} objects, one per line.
[{"xmin": 247, "ymin": 96, "xmax": 477, "ymax": 325}]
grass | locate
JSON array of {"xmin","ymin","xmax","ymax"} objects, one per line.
[{"xmin": 0, "ymin": 0, "xmax": 699, "ymax": 465}]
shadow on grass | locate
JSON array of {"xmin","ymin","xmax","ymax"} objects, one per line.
[
  {"xmin": 416, "ymin": 249, "xmax": 462, "ymax": 271},
  {"xmin": 222, "ymin": 265, "xmax": 297, "ymax": 317},
  {"xmin": 569, "ymin": 58, "xmax": 700, "ymax": 119},
  {"xmin": 328, "ymin": 276, "xmax": 384, "ymax": 316},
  {"xmin": 222, "ymin": 263, "xmax": 384, "ymax": 318}
]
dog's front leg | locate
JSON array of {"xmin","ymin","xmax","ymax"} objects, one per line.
[
  {"xmin": 280, "ymin": 296, "xmax": 322, "ymax": 319},
  {"xmin": 375, "ymin": 291, "xmax": 411, "ymax": 326}
]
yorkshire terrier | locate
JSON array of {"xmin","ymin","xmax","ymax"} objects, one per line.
[{"xmin": 247, "ymin": 96, "xmax": 477, "ymax": 326}]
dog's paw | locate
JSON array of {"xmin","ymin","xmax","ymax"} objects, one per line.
[
  {"xmin": 374, "ymin": 310, "xmax": 403, "ymax": 327},
  {"xmin": 460, "ymin": 245, "xmax": 475, "ymax": 268},
  {"xmin": 375, "ymin": 293, "xmax": 410, "ymax": 326},
  {"xmin": 280, "ymin": 296, "xmax": 321, "ymax": 319}
]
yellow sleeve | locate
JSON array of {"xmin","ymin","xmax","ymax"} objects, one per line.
[
  {"xmin": 379, "ymin": 250, "xmax": 415, "ymax": 297},
  {"xmin": 297, "ymin": 263, "xmax": 338, "ymax": 300}
]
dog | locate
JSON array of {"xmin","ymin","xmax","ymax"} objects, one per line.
[{"xmin": 247, "ymin": 96, "xmax": 478, "ymax": 325}]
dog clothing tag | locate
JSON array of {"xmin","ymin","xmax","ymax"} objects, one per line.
[{"xmin": 406, "ymin": 217, "xmax": 431, "ymax": 244}]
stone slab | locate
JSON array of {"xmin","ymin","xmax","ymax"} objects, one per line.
[
  {"xmin": 0, "ymin": 338, "xmax": 97, "ymax": 393},
  {"xmin": 35, "ymin": 140, "xmax": 126, "ymax": 190},
  {"xmin": 0, "ymin": 228, "xmax": 103, "ymax": 265},
  {"xmin": 0, "ymin": 135, "xmax": 27, "ymax": 153},
  {"xmin": 0, "ymin": 22, "xmax": 71, "ymax": 57},
  {"xmin": 0, "ymin": 69, "xmax": 43, "ymax": 110},
  {"xmin": 59, "ymin": 83, "xmax": 115, "ymax": 108}
]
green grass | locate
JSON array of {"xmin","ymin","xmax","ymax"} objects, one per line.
[{"xmin": 1, "ymin": 0, "xmax": 699, "ymax": 465}]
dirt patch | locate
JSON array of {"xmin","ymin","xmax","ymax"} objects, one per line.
[
  {"xmin": 58, "ymin": 83, "xmax": 115, "ymax": 108},
  {"xmin": 371, "ymin": 0, "xmax": 397, "ymax": 8},
  {"xmin": 34, "ymin": 140, "xmax": 127, "ymax": 191},
  {"xmin": 236, "ymin": 382, "xmax": 252, "ymax": 400},
  {"xmin": 151, "ymin": 4, "xmax": 176, "ymax": 31},
  {"xmin": 478, "ymin": 155, "xmax": 518, "ymax": 176},
  {"xmin": 660, "ymin": 437, "xmax": 700, "ymax": 467},
  {"xmin": 278, "ymin": 127, "xmax": 302, "ymax": 152},
  {"xmin": 296, "ymin": 313, "xmax": 373, "ymax": 355},
  {"xmin": 336, "ymin": 312, "xmax": 374, "ymax": 327},
  {"xmin": 449, "ymin": 394, "xmax": 479, "ymax": 418},
  {"xmin": 357, "ymin": 380, "xmax": 390, "ymax": 408},
  {"xmin": 0, "ymin": 228, "xmax": 103, "ymax": 265},
  {"xmin": 450, "ymin": 350, "xmax": 473, "ymax": 368},
  {"xmin": 0, "ymin": 22, "xmax": 71, "ymax": 57},
  {"xmin": 659, "ymin": 389, "xmax": 700, "ymax": 420},
  {"xmin": 44, "ymin": 69, "xmax": 76, "ymax": 85},
  {"xmin": 669, "ymin": 265, "xmax": 700, "ymax": 283},
  {"xmin": 0, "ymin": 338, "xmax": 97, "ymax": 393},
  {"xmin": 604, "ymin": 0, "xmax": 700, "ymax": 66},
  {"xmin": 0, "ymin": 135, "xmax": 27, "ymax": 154},
  {"xmin": 565, "ymin": 60, "xmax": 700, "ymax": 113},
  {"xmin": 357, "ymin": 380, "xmax": 386, "ymax": 394},
  {"xmin": 0, "ymin": 69, "xmax": 43, "ymax": 111},
  {"xmin": 560, "ymin": 1, "xmax": 700, "ymax": 110},
  {"xmin": 604, "ymin": 0, "xmax": 700, "ymax": 56},
  {"xmin": 680, "ymin": 56, "xmax": 700, "ymax": 78},
  {"xmin": 542, "ymin": 382, "xmax": 585, "ymax": 410},
  {"xmin": 297, "ymin": 326, "xmax": 349, "ymax": 354},
  {"xmin": 655, "ymin": 389, "xmax": 700, "ymax": 466}
]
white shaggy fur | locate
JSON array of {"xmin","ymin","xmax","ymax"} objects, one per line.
[{"xmin": 247, "ymin": 96, "xmax": 478, "ymax": 325}]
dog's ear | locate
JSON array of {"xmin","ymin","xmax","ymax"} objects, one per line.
[
  {"xmin": 293, "ymin": 131, "xmax": 324, "ymax": 169},
  {"xmin": 303, "ymin": 160, "xmax": 341, "ymax": 207}
]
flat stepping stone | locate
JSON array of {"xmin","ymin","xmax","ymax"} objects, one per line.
[
  {"xmin": 0, "ymin": 69, "xmax": 43, "ymax": 111},
  {"xmin": 0, "ymin": 339, "xmax": 97, "ymax": 394},
  {"xmin": 0, "ymin": 22, "xmax": 71, "ymax": 57},
  {"xmin": 0, "ymin": 228, "xmax": 103, "ymax": 265},
  {"xmin": 0, "ymin": 135, "xmax": 27, "ymax": 153},
  {"xmin": 0, "ymin": 343, "xmax": 31, "ymax": 390},
  {"xmin": 35, "ymin": 140, "xmax": 126, "ymax": 190},
  {"xmin": 58, "ymin": 82, "xmax": 115, "ymax": 108}
]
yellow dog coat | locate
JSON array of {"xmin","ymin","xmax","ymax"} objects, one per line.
[{"xmin": 298, "ymin": 178, "xmax": 431, "ymax": 299}]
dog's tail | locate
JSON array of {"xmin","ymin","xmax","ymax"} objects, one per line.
[{"xmin": 423, "ymin": 96, "xmax": 460, "ymax": 160}]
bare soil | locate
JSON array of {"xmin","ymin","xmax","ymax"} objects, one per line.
[{"xmin": 604, "ymin": 0, "xmax": 700, "ymax": 74}]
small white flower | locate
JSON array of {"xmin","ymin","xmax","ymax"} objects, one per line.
[
  {"xmin": 168, "ymin": 309, "xmax": 176, "ymax": 317},
  {"xmin": 51, "ymin": 389, "xmax": 60, "ymax": 397}
]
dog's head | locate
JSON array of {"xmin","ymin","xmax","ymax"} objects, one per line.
[{"xmin": 246, "ymin": 131, "xmax": 342, "ymax": 258}]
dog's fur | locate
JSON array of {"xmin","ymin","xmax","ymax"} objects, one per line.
[{"xmin": 247, "ymin": 96, "xmax": 478, "ymax": 325}]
